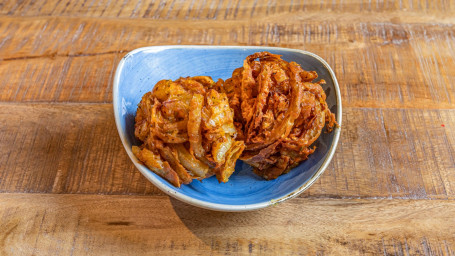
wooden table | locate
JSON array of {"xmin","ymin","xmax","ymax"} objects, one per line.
[{"xmin": 1, "ymin": 0, "xmax": 454, "ymax": 255}]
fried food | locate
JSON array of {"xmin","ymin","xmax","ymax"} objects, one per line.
[
  {"xmin": 133, "ymin": 52, "xmax": 337, "ymax": 186},
  {"xmin": 224, "ymin": 52, "xmax": 337, "ymax": 180},
  {"xmin": 133, "ymin": 77, "xmax": 245, "ymax": 187}
]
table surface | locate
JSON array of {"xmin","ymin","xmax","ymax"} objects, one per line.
[{"xmin": 1, "ymin": 0, "xmax": 455, "ymax": 255}]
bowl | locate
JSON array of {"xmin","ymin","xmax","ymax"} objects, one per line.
[{"xmin": 113, "ymin": 45, "xmax": 342, "ymax": 211}]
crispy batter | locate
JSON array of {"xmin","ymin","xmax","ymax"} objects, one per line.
[
  {"xmin": 133, "ymin": 76, "xmax": 245, "ymax": 187},
  {"xmin": 133, "ymin": 52, "xmax": 337, "ymax": 185},
  {"xmin": 224, "ymin": 52, "xmax": 337, "ymax": 180},
  {"xmin": 132, "ymin": 146, "xmax": 181, "ymax": 187}
]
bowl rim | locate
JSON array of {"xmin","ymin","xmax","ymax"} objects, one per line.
[{"xmin": 113, "ymin": 45, "xmax": 342, "ymax": 212}]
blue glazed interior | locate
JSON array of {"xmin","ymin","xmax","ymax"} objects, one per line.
[{"xmin": 116, "ymin": 47, "xmax": 337, "ymax": 206}]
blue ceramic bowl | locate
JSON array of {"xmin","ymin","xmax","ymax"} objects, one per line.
[{"xmin": 113, "ymin": 46, "xmax": 342, "ymax": 211}]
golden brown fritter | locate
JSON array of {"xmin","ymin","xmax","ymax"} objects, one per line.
[
  {"xmin": 223, "ymin": 52, "xmax": 336, "ymax": 180},
  {"xmin": 133, "ymin": 76, "xmax": 245, "ymax": 187}
]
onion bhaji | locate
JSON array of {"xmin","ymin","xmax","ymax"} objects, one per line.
[
  {"xmin": 223, "ymin": 52, "xmax": 337, "ymax": 180},
  {"xmin": 132, "ymin": 76, "xmax": 245, "ymax": 187},
  {"xmin": 133, "ymin": 52, "xmax": 337, "ymax": 187}
]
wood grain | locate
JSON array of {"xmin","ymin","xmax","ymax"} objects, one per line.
[
  {"xmin": 1, "ymin": 0, "xmax": 455, "ymax": 254},
  {"xmin": 0, "ymin": 14, "xmax": 454, "ymax": 108},
  {"xmin": 1, "ymin": 103, "xmax": 454, "ymax": 199},
  {"xmin": 0, "ymin": 103, "xmax": 163, "ymax": 196},
  {"xmin": 1, "ymin": 0, "xmax": 454, "ymax": 19},
  {"xmin": 0, "ymin": 193, "xmax": 454, "ymax": 255}
]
